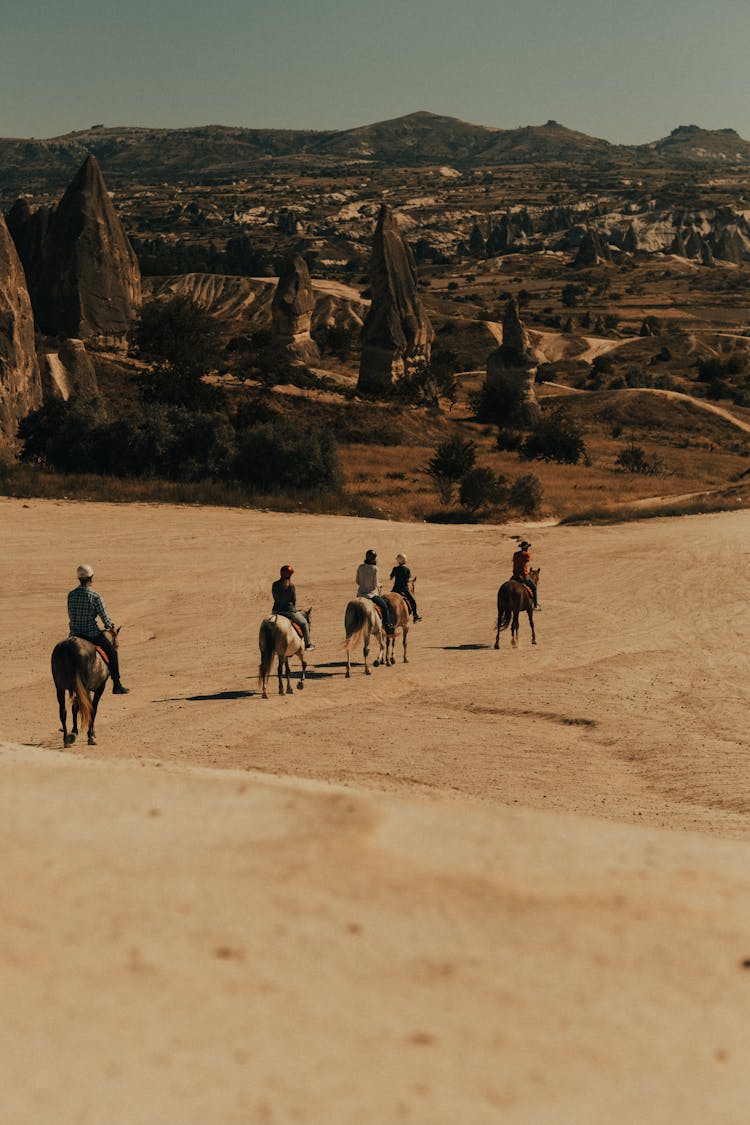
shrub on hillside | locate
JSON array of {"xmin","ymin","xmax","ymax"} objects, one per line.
[
  {"xmin": 615, "ymin": 441, "xmax": 664, "ymax": 476},
  {"xmin": 233, "ymin": 418, "xmax": 341, "ymax": 493},
  {"xmin": 131, "ymin": 295, "xmax": 223, "ymax": 375},
  {"xmin": 520, "ymin": 414, "xmax": 588, "ymax": 464},
  {"xmin": 508, "ymin": 472, "xmax": 544, "ymax": 515},
  {"xmin": 19, "ymin": 398, "xmax": 236, "ymax": 481},
  {"xmin": 459, "ymin": 467, "xmax": 508, "ymax": 513},
  {"xmin": 425, "ymin": 435, "xmax": 477, "ymax": 504}
]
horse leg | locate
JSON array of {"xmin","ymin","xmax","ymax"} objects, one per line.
[
  {"xmin": 285, "ymin": 658, "xmax": 293, "ymax": 695},
  {"xmin": 511, "ymin": 609, "xmax": 519, "ymax": 647},
  {"xmin": 297, "ymin": 650, "xmax": 307, "ymax": 691},
  {"xmin": 528, "ymin": 609, "xmax": 537, "ymax": 645},
  {"xmin": 364, "ymin": 636, "xmax": 371, "ymax": 675},
  {"xmin": 402, "ymin": 625, "xmax": 408, "ymax": 664},
  {"xmin": 71, "ymin": 695, "xmax": 80, "ymax": 740},
  {"xmin": 277, "ymin": 653, "xmax": 285, "ymax": 696},
  {"xmin": 88, "ymin": 684, "xmax": 105, "ymax": 745},
  {"xmin": 386, "ymin": 632, "xmax": 394, "ymax": 666},
  {"xmin": 58, "ymin": 690, "xmax": 73, "ymax": 747}
]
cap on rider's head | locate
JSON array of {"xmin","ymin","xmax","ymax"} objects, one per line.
[
  {"xmin": 396, "ymin": 553, "xmax": 407, "ymax": 565},
  {"xmin": 519, "ymin": 541, "xmax": 531, "ymax": 550},
  {"xmin": 280, "ymin": 564, "xmax": 294, "ymax": 578},
  {"xmin": 365, "ymin": 549, "xmax": 377, "ymax": 564},
  {"xmin": 76, "ymin": 564, "xmax": 94, "ymax": 580}
]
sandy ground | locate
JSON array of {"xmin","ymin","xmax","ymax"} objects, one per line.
[{"xmin": 2, "ymin": 498, "xmax": 750, "ymax": 1123}]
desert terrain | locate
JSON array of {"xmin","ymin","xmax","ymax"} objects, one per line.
[{"xmin": 2, "ymin": 496, "xmax": 749, "ymax": 1123}]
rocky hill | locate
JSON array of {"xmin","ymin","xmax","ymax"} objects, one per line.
[{"xmin": 5, "ymin": 113, "xmax": 750, "ymax": 198}]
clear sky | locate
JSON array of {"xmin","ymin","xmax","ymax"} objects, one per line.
[{"xmin": 3, "ymin": 0, "xmax": 749, "ymax": 143}]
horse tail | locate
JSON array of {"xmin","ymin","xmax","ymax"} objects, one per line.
[
  {"xmin": 258, "ymin": 619, "xmax": 277, "ymax": 692},
  {"xmin": 497, "ymin": 585, "xmax": 512, "ymax": 633},
  {"xmin": 344, "ymin": 600, "xmax": 369, "ymax": 651},
  {"xmin": 72, "ymin": 672, "xmax": 92, "ymax": 730}
]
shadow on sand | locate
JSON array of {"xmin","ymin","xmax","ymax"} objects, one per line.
[
  {"xmin": 152, "ymin": 690, "xmax": 257, "ymax": 703},
  {"xmin": 437, "ymin": 644, "xmax": 492, "ymax": 651}
]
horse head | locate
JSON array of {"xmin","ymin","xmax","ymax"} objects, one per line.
[
  {"xmin": 302, "ymin": 607, "xmax": 312, "ymax": 624},
  {"xmin": 529, "ymin": 567, "xmax": 540, "ymax": 586},
  {"xmin": 105, "ymin": 625, "xmax": 122, "ymax": 649}
]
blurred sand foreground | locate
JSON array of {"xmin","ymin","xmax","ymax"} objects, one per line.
[{"xmin": 1, "ymin": 497, "xmax": 749, "ymax": 1123}]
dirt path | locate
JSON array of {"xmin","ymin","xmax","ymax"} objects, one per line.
[{"xmin": 2, "ymin": 499, "xmax": 749, "ymax": 1122}]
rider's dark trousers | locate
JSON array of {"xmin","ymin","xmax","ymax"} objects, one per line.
[
  {"xmin": 76, "ymin": 631, "xmax": 122, "ymax": 684},
  {"xmin": 393, "ymin": 588, "xmax": 418, "ymax": 617},
  {"xmin": 522, "ymin": 578, "xmax": 538, "ymax": 607},
  {"xmin": 372, "ymin": 595, "xmax": 393, "ymax": 632}
]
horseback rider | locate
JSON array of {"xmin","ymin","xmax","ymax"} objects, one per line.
[
  {"xmin": 271, "ymin": 564, "xmax": 315, "ymax": 650},
  {"xmin": 390, "ymin": 553, "xmax": 422, "ymax": 621},
  {"xmin": 512, "ymin": 540, "xmax": 540, "ymax": 609},
  {"xmin": 68, "ymin": 564, "xmax": 129, "ymax": 693},
  {"xmin": 356, "ymin": 549, "xmax": 395, "ymax": 635}
]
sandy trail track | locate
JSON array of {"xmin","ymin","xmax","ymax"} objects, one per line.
[{"xmin": 2, "ymin": 499, "xmax": 749, "ymax": 1122}]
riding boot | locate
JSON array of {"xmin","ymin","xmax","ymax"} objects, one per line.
[{"xmin": 108, "ymin": 649, "xmax": 130, "ymax": 693}]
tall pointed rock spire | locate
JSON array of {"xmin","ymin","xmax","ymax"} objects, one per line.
[{"xmin": 358, "ymin": 205, "xmax": 433, "ymax": 392}]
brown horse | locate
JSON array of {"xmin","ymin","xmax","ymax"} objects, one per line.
[
  {"xmin": 495, "ymin": 567, "xmax": 540, "ymax": 649},
  {"xmin": 51, "ymin": 627, "xmax": 120, "ymax": 746},
  {"xmin": 344, "ymin": 597, "xmax": 385, "ymax": 677},
  {"xmin": 258, "ymin": 610, "xmax": 311, "ymax": 698},
  {"xmin": 383, "ymin": 593, "xmax": 410, "ymax": 666}
]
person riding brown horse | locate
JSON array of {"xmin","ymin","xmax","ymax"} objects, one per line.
[
  {"xmin": 512, "ymin": 541, "xmax": 541, "ymax": 611},
  {"xmin": 68, "ymin": 564, "xmax": 129, "ymax": 693}
]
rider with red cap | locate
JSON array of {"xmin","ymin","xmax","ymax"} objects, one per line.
[
  {"xmin": 271, "ymin": 565, "xmax": 315, "ymax": 650},
  {"xmin": 511, "ymin": 540, "xmax": 540, "ymax": 609}
]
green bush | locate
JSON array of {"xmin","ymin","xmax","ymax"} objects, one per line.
[
  {"xmin": 425, "ymin": 436, "xmax": 477, "ymax": 504},
  {"xmin": 19, "ymin": 398, "xmax": 236, "ymax": 482},
  {"xmin": 508, "ymin": 472, "xmax": 544, "ymax": 515},
  {"xmin": 615, "ymin": 441, "xmax": 663, "ymax": 475},
  {"xmin": 233, "ymin": 418, "xmax": 341, "ymax": 493},
  {"xmin": 520, "ymin": 413, "xmax": 588, "ymax": 464},
  {"xmin": 131, "ymin": 295, "xmax": 223, "ymax": 375},
  {"xmin": 459, "ymin": 467, "xmax": 508, "ymax": 513}
]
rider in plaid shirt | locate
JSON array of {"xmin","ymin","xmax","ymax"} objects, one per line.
[{"xmin": 68, "ymin": 564, "xmax": 129, "ymax": 693}]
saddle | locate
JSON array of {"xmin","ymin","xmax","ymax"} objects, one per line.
[
  {"xmin": 94, "ymin": 645, "xmax": 110, "ymax": 666},
  {"xmin": 288, "ymin": 619, "xmax": 305, "ymax": 640}
]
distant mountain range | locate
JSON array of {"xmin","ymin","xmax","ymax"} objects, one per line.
[{"xmin": 3, "ymin": 112, "xmax": 750, "ymax": 197}]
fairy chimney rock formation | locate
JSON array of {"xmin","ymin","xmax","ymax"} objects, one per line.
[
  {"xmin": 20, "ymin": 154, "xmax": 141, "ymax": 344},
  {"xmin": 574, "ymin": 228, "xmax": 611, "ymax": 267},
  {"xmin": 0, "ymin": 215, "xmax": 42, "ymax": 446},
  {"xmin": 270, "ymin": 255, "xmax": 320, "ymax": 366},
  {"xmin": 484, "ymin": 297, "xmax": 541, "ymax": 428},
  {"xmin": 358, "ymin": 204, "xmax": 434, "ymax": 392},
  {"xmin": 42, "ymin": 338, "xmax": 99, "ymax": 402}
]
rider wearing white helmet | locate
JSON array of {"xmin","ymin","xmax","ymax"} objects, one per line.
[{"xmin": 68, "ymin": 565, "xmax": 129, "ymax": 693}]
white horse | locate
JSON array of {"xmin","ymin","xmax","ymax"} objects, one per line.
[
  {"xmin": 258, "ymin": 610, "xmax": 311, "ymax": 699},
  {"xmin": 344, "ymin": 597, "xmax": 385, "ymax": 677}
]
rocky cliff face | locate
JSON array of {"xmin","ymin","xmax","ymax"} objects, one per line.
[
  {"xmin": 0, "ymin": 215, "xmax": 42, "ymax": 446},
  {"xmin": 358, "ymin": 204, "xmax": 433, "ymax": 392},
  {"xmin": 484, "ymin": 297, "xmax": 541, "ymax": 428},
  {"xmin": 8, "ymin": 154, "xmax": 141, "ymax": 344},
  {"xmin": 270, "ymin": 255, "xmax": 320, "ymax": 366}
]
